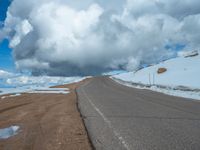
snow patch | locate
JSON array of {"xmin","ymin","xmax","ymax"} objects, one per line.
[
  {"xmin": 102, "ymin": 70, "xmax": 127, "ymax": 76},
  {"xmin": 27, "ymin": 88, "xmax": 69, "ymax": 94},
  {"xmin": 0, "ymin": 126, "xmax": 20, "ymax": 139},
  {"xmin": 1, "ymin": 93, "xmax": 21, "ymax": 100}
]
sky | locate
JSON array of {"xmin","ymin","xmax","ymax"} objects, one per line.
[
  {"xmin": 0, "ymin": 0, "xmax": 200, "ymax": 76},
  {"xmin": 0, "ymin": 0, "xmax": 14, "ymax": 71},
  {"xmin": 0, "ymin": 39, "xmax": 14, "ymax": 70}
]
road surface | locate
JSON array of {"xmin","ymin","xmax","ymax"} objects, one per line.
[{"xmin": 77, "ymin": 76, "xmax": 200, "ymax": 150}]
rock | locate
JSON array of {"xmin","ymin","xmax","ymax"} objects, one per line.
[{"xmin": 157, "ymin": 68, "xmax": 167, "ymax": 74}]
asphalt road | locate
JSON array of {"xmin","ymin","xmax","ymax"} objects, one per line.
[{"xmin": 77, "ymin": 76, "xmax": 200, "ymax": 150}]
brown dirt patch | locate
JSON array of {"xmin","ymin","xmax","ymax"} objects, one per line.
[
  {"xmin": 157, "ymin": 68, "xmax": 167, "ymax": 74},
  {"xmin": 0, "ymin": 78, "xmax": 92, "ymax": 150}
]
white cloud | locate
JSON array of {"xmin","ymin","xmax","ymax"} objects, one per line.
[
  {"xmin": 0, "ymin": 70, "xmax": 13, "ymax": 78},
  {"xmin": 1, "ymin": 0, "xmax": 200, "ymax": 76},
  {"xmin": 10, "ymin": 19, "xmax": 33, "ymax": 47}
]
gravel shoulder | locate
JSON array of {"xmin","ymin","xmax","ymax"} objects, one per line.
[{"xmin": 0, "ymin": 79, "xmax": 92, "ymax": 150}]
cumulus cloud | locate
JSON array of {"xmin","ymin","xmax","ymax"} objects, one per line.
[
  {"xmin": 1, "ymin": 0, "xmax": 200, "ymax": 76},
  {"xmin": 0, "ymin": 70, "xmax": 13, "ymax": 78}
]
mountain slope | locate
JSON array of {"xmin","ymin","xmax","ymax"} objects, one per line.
[
  {"xmin": 114, "ymin": 51, "xmax": 200, "ymax": 89},
  {"xmin": 112, "ymin": 51, "xmax": 200, "ymax": 100}
]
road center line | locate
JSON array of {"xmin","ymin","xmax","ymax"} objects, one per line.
[{"xmin": 81, "ymin": 85, "xmax": 130, "ymax": 150}]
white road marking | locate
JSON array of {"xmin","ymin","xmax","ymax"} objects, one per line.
[{"xmin": 81, "ymin": 81, "xmax": 131, "ymax": 150}]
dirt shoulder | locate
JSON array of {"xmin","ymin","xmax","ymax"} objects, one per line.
[{"xmin": 0, "ymin": 79, "xmax": 92, "ymax": 150}]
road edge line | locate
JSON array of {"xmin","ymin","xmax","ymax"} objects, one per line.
[{"xmin": 75, "ymin": 87, "xmax": 96, "ymax": 150}]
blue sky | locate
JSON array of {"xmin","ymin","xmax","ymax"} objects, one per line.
[
  {"xmin": 0, "ymin": 39, "xmax": 14, "ymax": 71},
  {"xmin": 0, "ymin": 0, "xmax": 13, "ymax": 71}
]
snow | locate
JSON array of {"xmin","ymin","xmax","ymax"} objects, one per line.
[
  {"xmin": 5, "ymin": 76, "xmax": 85, "ymax": 87},
  {"xmin": 0, "ymin": 126, "xmax": 20, "ymax": 139},
  {"xmin": 1, "ymin": 93, "xmax": 21, "ymax": 100},
  {"xmin": 27, "ymin": 88, "xmax": 69, "ymax": 94},
  {"xmin": 0, "ymin": 74, "xmax": 87, "ymax": 96},
  {"xmin": 102, "ymin": 70, "xmax": 127, "ymax": 76},
  {"xmin": 27, "ymin": 91, "xmax": 69, "ymax": 94},
  {"xmin": 113, "ymin": 78, "xmax": 200, "ymax": 100},
  {"xmin": 178, "ymin": 50, "xmax": 199, "ymax": 57},
  {"xmin": 150, "ymin": 86, "xmax": 200, "ymax": 100},
  {"xmin": 113, "ymin": 52, "xmax": 200, "ymax": 100}
]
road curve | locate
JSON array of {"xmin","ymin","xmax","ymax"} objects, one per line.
[{"xmin": 77, "ymin": 76, "xmax": 200, "ymax": 150}]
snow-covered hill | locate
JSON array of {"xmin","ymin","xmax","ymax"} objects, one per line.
[{"xmin": 112, "ymin": 51, "xmax": 200, "ymax": 100}]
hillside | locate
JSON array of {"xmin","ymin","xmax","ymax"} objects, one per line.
[{"xmin": 113, "ymin": 51, "xmax": 200, "ymax": 100}]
